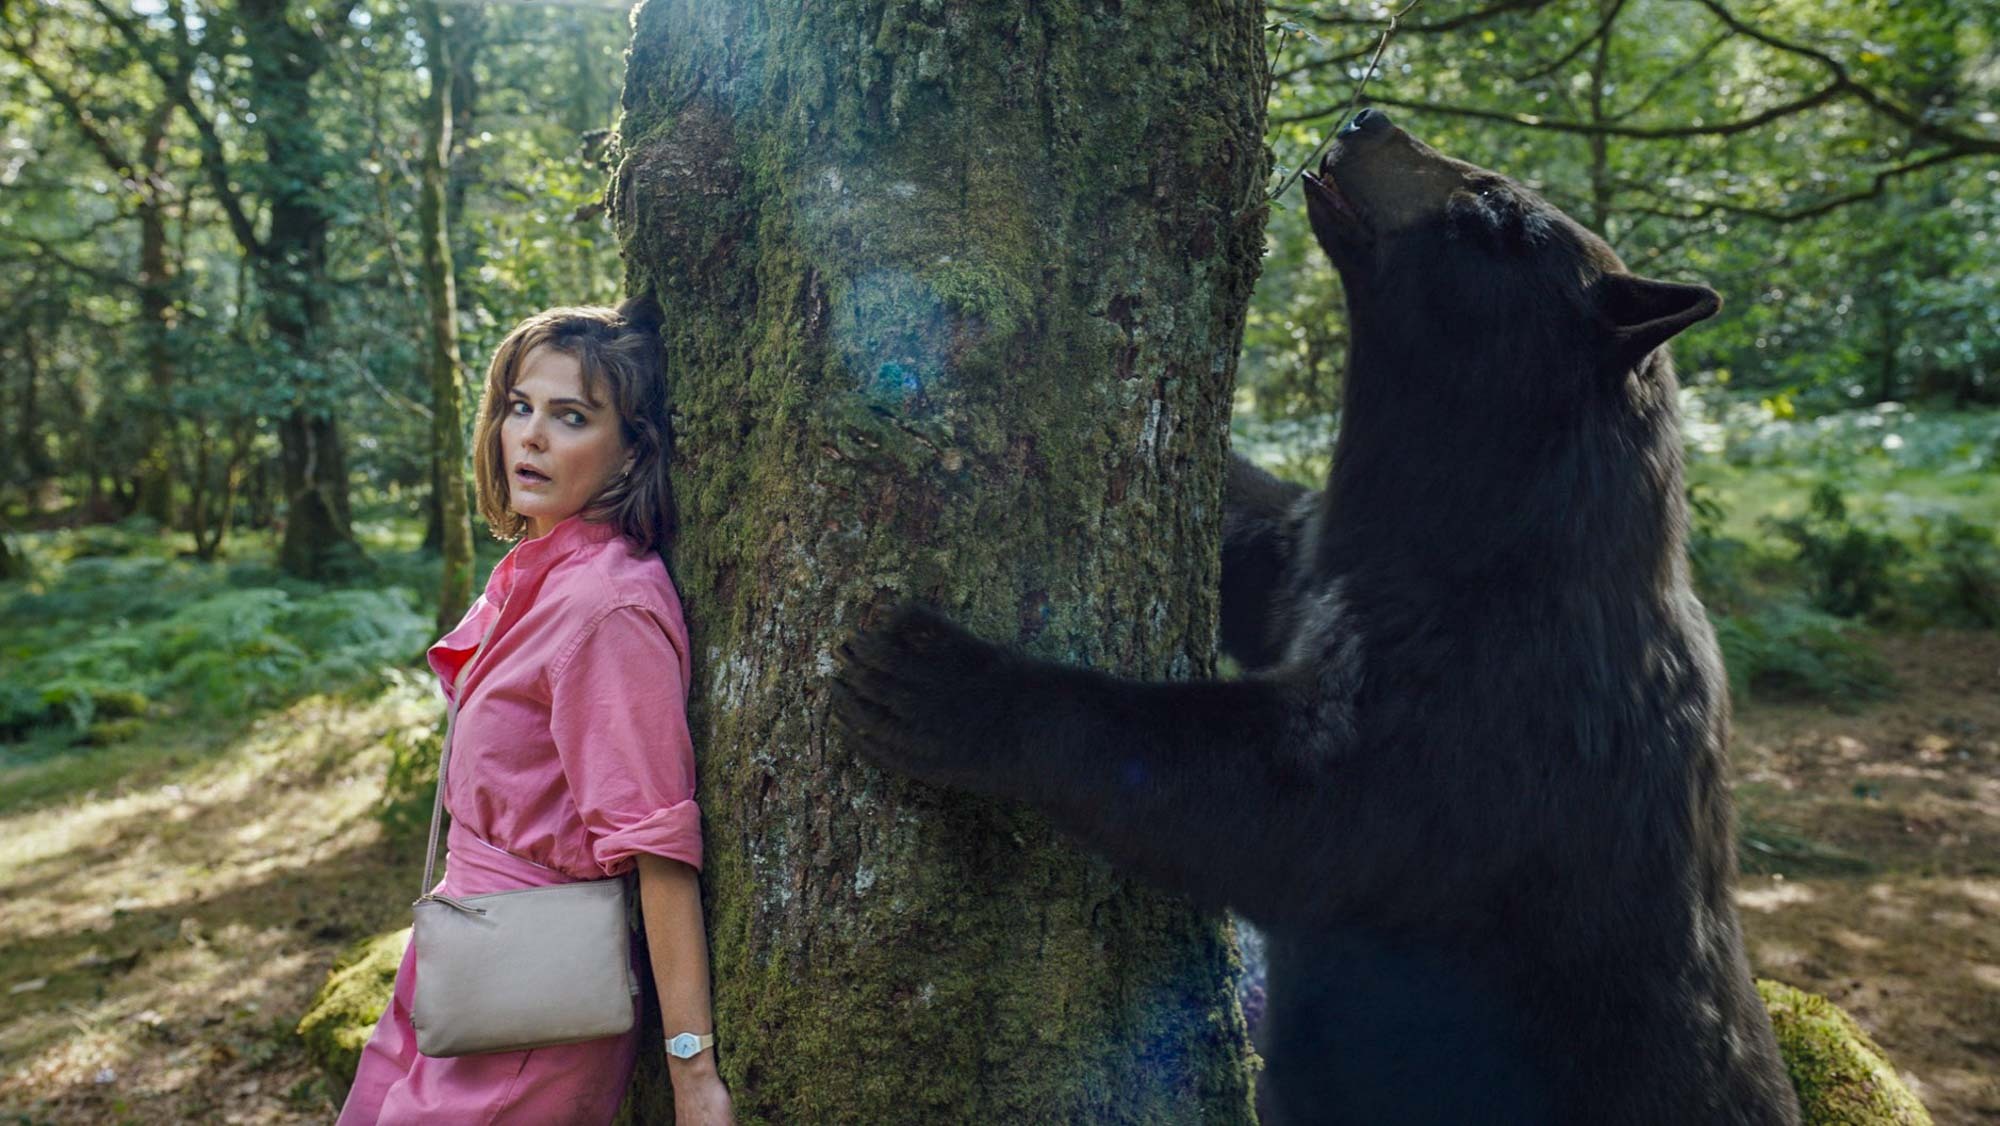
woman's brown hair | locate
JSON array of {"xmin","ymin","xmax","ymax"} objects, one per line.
[{"xmin": 471, "ymin": 293, "xmax": 674, "ymax": 555}]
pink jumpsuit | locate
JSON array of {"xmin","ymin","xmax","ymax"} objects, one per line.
[{"xmin": 338, "ymin": 515, "xmax": 704, "ymax": 1125}]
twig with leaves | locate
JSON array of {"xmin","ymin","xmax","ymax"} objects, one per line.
[{"xmin": 1268, "ymin": 0, "xmax": 1431, "ymax": 203}]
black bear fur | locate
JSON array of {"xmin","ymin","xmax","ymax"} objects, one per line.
[{"xmin": 832, "ymin": 110, "xmax": 1800, "ymax": 1125}]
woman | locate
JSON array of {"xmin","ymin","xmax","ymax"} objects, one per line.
[{"xmin": 339, "ymin": 297, "xmax": 733, "ymax": 1125}]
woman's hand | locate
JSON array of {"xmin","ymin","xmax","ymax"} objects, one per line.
[{"xmin": 669, "ymin": 1057, "xmax": 734, "ymax": 1126}]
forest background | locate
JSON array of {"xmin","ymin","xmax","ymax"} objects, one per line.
[{"xmin": 1, "ymin": 0, "xmax": 1996, "ymax": 1120}]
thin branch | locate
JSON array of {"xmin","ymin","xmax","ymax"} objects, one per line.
[
  {"xmin": 1271, "ymin": 0, "xmax": 2000, "ymax": 156},
  {"xmin": 1274, "ymin": 84, "xmax": 1845, "ymax": 136},
  {"xmin": 1512, "ymin": 0, "xmax": 1627, "ymax": 83},
  {"xmin": 4, "ymin": 37, "xmax": 138, "ymax": 183},
  {"xmin": 343, "ymin": 350, "xmax": 435, "ymax": 420},
  {"xmin": 1269, "ymin": 0, "xmax": 1560, "ymax": 81},
  {"xmin": 0, "ymin": 237, "xmax": 143, "ymax": 291},
  {"xmin": 1617, "ymin": 148, "xmax": 1967, "ymax": 224},
  {"xmin": 85, "ymin": 0, "xmax": 266, "ymax": 257},
  {"xmin": 1268, "ymin": 0, "xmax": 1555, "ymax": 34},
  {"xmin": 1609, "ymin": 29, "xmax": 1730, "ymax": 122},
  {"xmin": 1684, "ymin": 0, "xmax": 2000, "ymax": 156},
  {"xmin": 1272, "ymin": 42, "xmax": 1382, "ymax": 85},
  {"xmin": 1270, "ymin": 0, "xmax": 1433, "ymax": 201}
]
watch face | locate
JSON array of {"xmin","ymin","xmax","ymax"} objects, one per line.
[{"xmin": 670, "ymin": 1033, "xmax": 697, "ymax": 1058}]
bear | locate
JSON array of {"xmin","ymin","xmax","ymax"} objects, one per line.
[{"xmin": 831, "ymin": 107, "xmax": 1800, "ymax": 1124}]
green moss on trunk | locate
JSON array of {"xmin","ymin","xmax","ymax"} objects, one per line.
[{"xmin": 615, "ymin": 0, "xmax": 1268, "ymax": 1118}]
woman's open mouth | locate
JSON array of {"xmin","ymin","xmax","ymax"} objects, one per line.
[{"xmin": 514, "ymin": 464, "xmax": 551, "ymax": 487}]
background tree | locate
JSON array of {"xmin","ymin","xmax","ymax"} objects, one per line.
[
  {"xmin": 613, "ymin": 0, "xmax": 1270, "ymax": 1117},
  {"xmin": 1244, "ymin": 0, "xmax": 2000, "ymax": 419},
  {"xmin": 89, "ymin": 0, "xmax": 375, "ymax": 577},
  {"xmin": 418, "ymin": 0, "xmax": 472, "ymax": 630}
]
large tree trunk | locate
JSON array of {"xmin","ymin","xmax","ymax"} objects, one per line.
[
  {"xmin": 135, "ymin": 102, "xmax": 178, "ymax": 527},
  {"xmin": 277, "ymin": 410, "xmax": 356, "ymax": 579},
  {"xmin": 241, "ymin": 0, "xmax": 360, "ymax": 579},
  {"xmin": 419, "ymin": 0, "xmax": 474, "ymax": 631},
  {"xmin": 614, "ymin": 2, "xmax": 1269, "ymax": 1119},
  {"xmin": 0, "ymin": 527, "xmax": 22, "ymax": 581},
  {"xmin": 422, "ymin": 7, "xmax": 485, "ymax": 559},
  {"xmin": 18, "ymin": 323, "xmax": 53, "ymax": 496}
]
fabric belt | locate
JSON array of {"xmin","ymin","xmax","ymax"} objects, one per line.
[{"xmin": 438, "ymin": 822, "xmax": 576, "ymax": 897}]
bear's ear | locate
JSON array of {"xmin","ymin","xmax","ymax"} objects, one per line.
[{"xmin": 1595, "ymin": 273, "xmax": 1721, "ymax": 372}]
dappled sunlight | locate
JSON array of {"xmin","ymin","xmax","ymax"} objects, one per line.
[
  {"xmin": 1726, "ymin": 633, "xmax": 2000, "ymax": 1122},
  {"xmin": 1830, "ymin": 927, "xmax": 1883, "ymax": 953},
  {"xmin": 5, "ymin": 921, "xmax": 342, "ymax": 1120},
  {"xmin": 1, "ymin": 684, "xmax": 434, "ymax": 946},
  {"xmin": 1743, "ymin": 873, "xmax": 2000, "ymax": 1123},
  {"xmin": 1863, "ymin": 880, "xmax": 1917, "ymax": 926},
  {"xmin": 1, "ymin": 680, "xmax": 433, "ymax": 1122},
  {"xmin": 1735, "ymin": 876, "xmax": 1818, "ymax": 912},
  {"xmin": 1749, "ymin": 938, "xmax": 1809, "ymax": 972}
]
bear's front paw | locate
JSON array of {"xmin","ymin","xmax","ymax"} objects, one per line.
[{"xmin": 831, "ymin": 605, "xmax": 1021, "ymax": 789}]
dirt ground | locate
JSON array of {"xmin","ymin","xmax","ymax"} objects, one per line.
[
  {"xmin": 1, "ymin": 632, "xmax": 1996, "ymax": 1124},
  {"xmin": 0, "ymin": 684, "xmax": 428, "ymax": 1125},
  {"xmin": 1731, "ymin": 630, "xmax": 2000, "ymax": 1124}
]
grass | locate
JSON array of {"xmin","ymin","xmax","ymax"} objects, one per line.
[
  {"xmin": 0, "ymin": 509, "xmax": 511, "ymax": 756},
  {"xmin": 0, "ymin": 512, "xmax": 502, "ymax": 1121},
  {"xmin": 1682, "ymin": 400, "xmax": 2000, "ymax": 541}
]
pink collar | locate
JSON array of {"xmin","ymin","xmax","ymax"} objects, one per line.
[{"xmin": 487, "ymin": 514, "xmax": 626, "ymax": 601}]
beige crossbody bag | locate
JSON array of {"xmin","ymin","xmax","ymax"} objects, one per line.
[{"xmin": 409, "ymin": 621, "xmax": 640, "ymax": 1058}]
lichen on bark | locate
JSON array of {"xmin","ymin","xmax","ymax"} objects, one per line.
[{"xmin": 613, "ymin": 0, "xmax": 1270, "ymax": 1118}]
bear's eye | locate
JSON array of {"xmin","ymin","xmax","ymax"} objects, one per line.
[{"xmin": 1445, "ymin": 184, "xmax": 1553, "ymax": 256}]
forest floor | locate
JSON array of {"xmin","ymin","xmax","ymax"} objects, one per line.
[
  {"xmin": 1731, "ymin": 629, "xmax": 2000, "ymax": 1123},
  {"xmin": 0, "ymin": 631, "xmax": 1996, "ymax": 1124}
]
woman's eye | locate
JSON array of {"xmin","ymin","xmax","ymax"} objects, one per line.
[
  {"xmin": 508, "ymin": 400, "xmax": 530, "ymax": 416},
  {"xmin": 562, "ymin": 411, "xmax": 587, "ymax": 427}
]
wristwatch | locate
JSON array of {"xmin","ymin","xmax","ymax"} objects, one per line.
[{"xmin": 667, "ymin": 1032, "xmax": 716, "ymax": 1060}]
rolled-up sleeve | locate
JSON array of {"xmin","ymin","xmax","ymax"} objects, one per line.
[{"xmin": 547, "ymin": 604, "xmax": 704, "ymax": 874}]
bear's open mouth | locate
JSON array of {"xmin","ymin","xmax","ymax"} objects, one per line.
[{"xmin": 1301, "ymin": 159, "xmax": 1365, "ymax": 235}]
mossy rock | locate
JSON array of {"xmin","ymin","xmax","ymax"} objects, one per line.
[
  {"xmin": 296, "ymin": 927, "xmax": 408, "ymax": 1107},
  {"xmin": 1760, "ymin": 979, "xmax": 1931, "ymax": 1125},
  {"xmin": 83, "ymin": 717, "xmax": 145, "ymax": 745}
]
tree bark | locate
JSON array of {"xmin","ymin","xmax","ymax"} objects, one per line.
[
  {"xmin": 0, "ymin": 527, "xmax": 22, "ymax": 581},
  {"xmin": 135, "ymin": 101, "xmax": 178, "ymax": 526},
  {"xmin": 419, "ymin": 0, "xmax": 474, "ymax": 632},
  {"xmin": 239, "ymin": 0, "xmax": 361, "ymax": 579},
  {"xmin": 614, "ymin": 2, "xmax": 1269, "ymax": 1119},
  {"xmin": 277, "ymin": 410, "xmax": 356, "ymax": 578},
  {"xmin": 19, "ymin": 324, "xmax": 53, "ymax": 494},
  {"xmin": 422, "ymin": 6, "xmax": 484, "ymax": 559}
]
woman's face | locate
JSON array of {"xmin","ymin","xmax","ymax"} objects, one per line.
[{"xmin": 501, "ymin": 345, "xmax": 632, "ymax": 540}]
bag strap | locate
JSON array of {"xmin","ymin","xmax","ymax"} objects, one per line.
[{"xmin": 419, "ymin": 617, "xmax": 501, "ymax": 900}]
